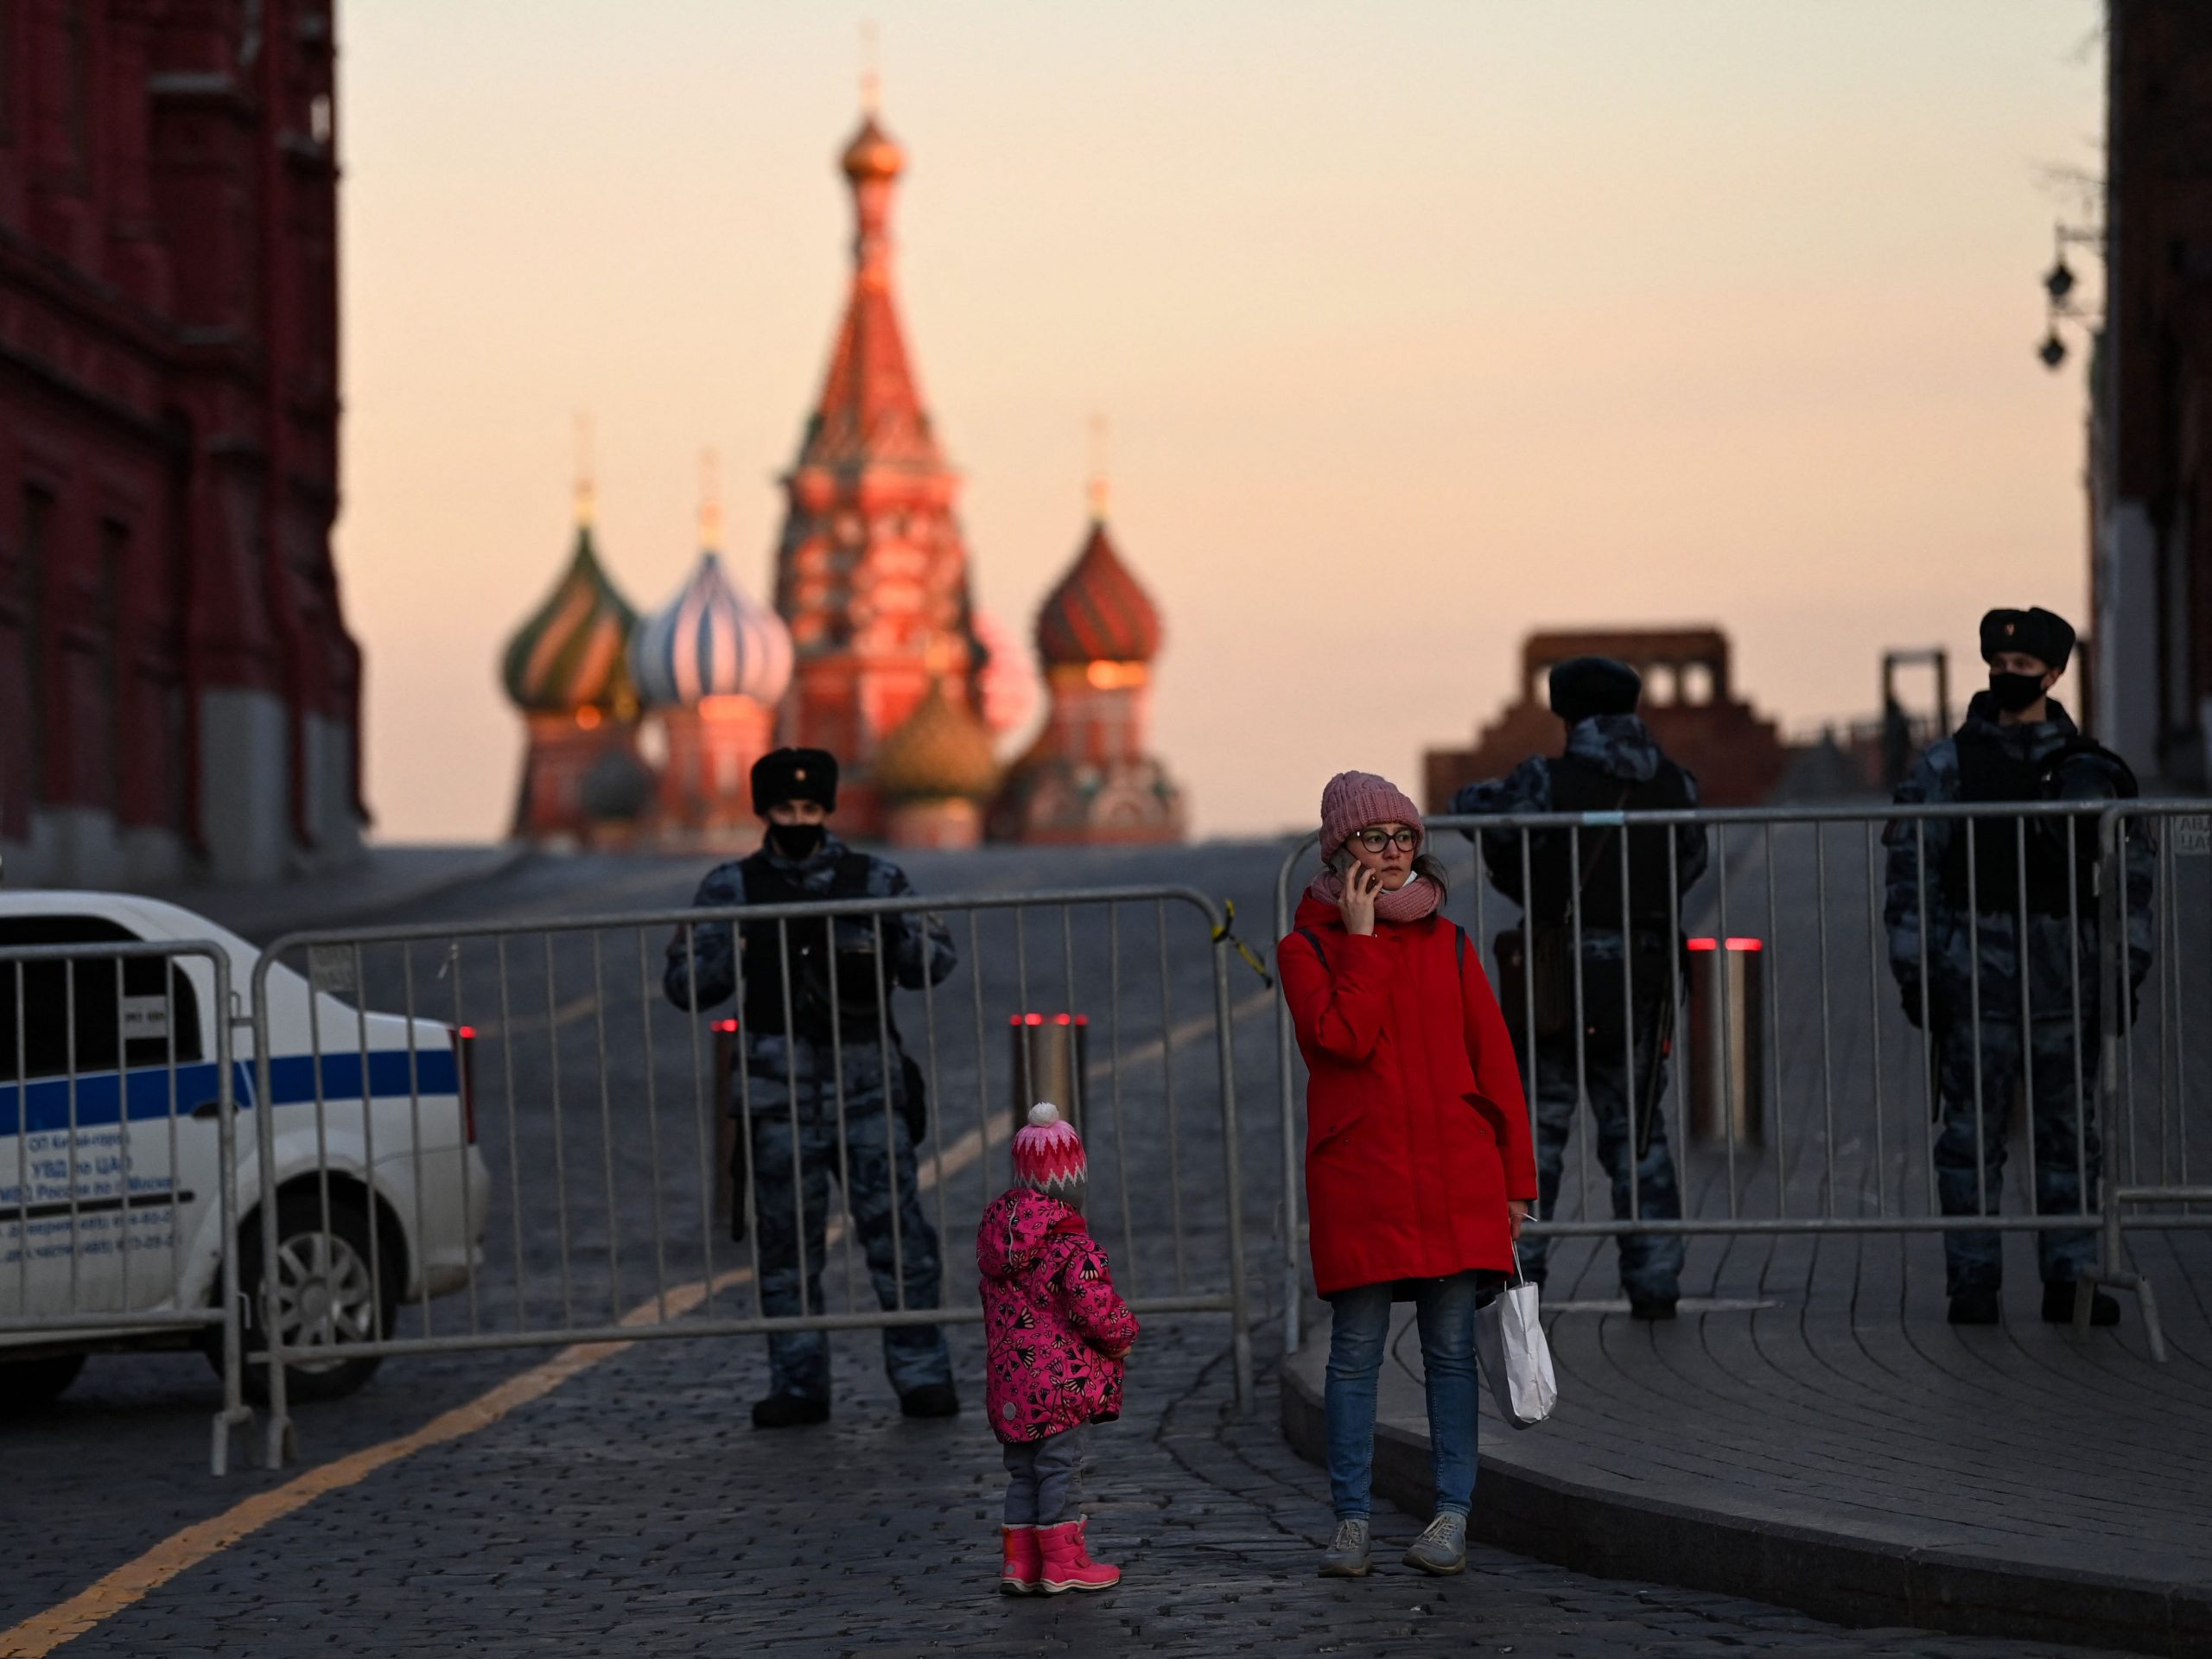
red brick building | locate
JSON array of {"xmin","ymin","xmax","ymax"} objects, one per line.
[
  {"xmin": 1424, "ymin": 628, "xmax": 1789, "ymax": 810},
  {"xmin": 2091, "ymin": 1, "xmax": 2212, "ymax": 785},
  {"xmin": 0, "ymin": 0, "xmax": 363, "ymax": 887}
]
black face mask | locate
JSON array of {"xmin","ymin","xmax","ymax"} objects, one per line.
[
  {"xmin": 1986, "ymin": 671, "xmax": 2049, "ymax": 715},
  {"xmin": 765, "ymin": 822, "xmax": 827, "ymax": 861}
]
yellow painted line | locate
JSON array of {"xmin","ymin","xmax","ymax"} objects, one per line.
[
  {"xmin": 0, "ymin": 1271, "xmax": 740, "ymax": 1659},
  {"xmin": 0, "ymin": 984, "xmax": 1271, "ymax": 1656}
]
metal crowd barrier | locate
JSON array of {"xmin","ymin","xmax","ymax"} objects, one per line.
[
  {"xmin": 249, "ymin": 885, "xmax": 1250, "ymax": 1465},
  {"xmin": 1274, "ymin": 802, "xmax": 2211, "ymax": 1354},
  {"xmin": 0, "ymin": 940, "xmax": 249, "ymax": 1473}
]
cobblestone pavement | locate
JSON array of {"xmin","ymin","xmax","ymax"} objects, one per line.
[
  {"xmin": 0, "ymin": 1319, "xmax": 2129, "ymax": 1656},
  {"xmin": 0, "ymin": 845, "xmax": 2143, "ymax": 1654}
]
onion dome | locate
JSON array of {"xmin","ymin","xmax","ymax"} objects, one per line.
[
  {"xmin": 1034, "ymin": 518, "xmax": 1163, "ymax": 667},
  {"xmin": 502, "ymin": 521, "xmax": 639, "ymax": 715},
  {"xmin": 972, "ymin": 609, "xmax": 1041, "ymax": 736},
  {"xmin": 631, "ymin": 552, "xmax": 795, "ymax": 710},
  {"xmin": 841, "ymin": 113, "xmax": 906, "ymax": 182},
  {"xmin": 872, "ymin": 680, "xmax": 1001, "ymax": 802}
]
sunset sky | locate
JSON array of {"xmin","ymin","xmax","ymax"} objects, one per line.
[{"xmin": 338, "ymin": 1, "xmax": 2107, "ymax": 842}]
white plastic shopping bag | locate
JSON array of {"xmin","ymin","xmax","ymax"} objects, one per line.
[{"xmin": 1477, "ymin": 1255, "xmax": 1557, "ymax": 1428}]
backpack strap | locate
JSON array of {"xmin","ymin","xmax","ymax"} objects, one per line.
[
  {"xmin": 1455, "ymin": 923, "xmax": 1467, "ymax": 979},
  {"xmin": 1294, "ymin": 927, "xmax": 1329, "ymax": 973}
]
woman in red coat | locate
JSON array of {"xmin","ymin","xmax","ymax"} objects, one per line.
[{"xmin": 1280, "ymin": 770, "xmax": 1538, "ymax": 1580}]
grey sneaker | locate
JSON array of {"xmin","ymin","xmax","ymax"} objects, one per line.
[
  {"xmin": 1317, "ymin": 1516, "xmax": 1371, "ymax": 1578},
  {"xmin": 1402, "ymin": 1510, "xmax": 1467, "ymax": 1575}
]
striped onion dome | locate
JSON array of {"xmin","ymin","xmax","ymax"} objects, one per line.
[
  {"xmin": 1034, "ymin": 518, "xmax": 1162, "ymax": 667},
  {"xmin": 501, "ymin": 524, "xmax": 639, "ymax": 715},
  {"xmin": 630, "ymin": 551, "xmax": 794, "ymax": 710},
  {"xmin": 872, "ymin": 679, "xmax": 1001, "ymax": 802}
]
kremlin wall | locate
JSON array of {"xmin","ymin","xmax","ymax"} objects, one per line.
[{"xmin": 499, "ymin": 103, "xmax": 1185, "ymax": 853}]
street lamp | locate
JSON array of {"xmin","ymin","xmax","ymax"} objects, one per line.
[{"xmin": 2037, "ymin": 220, "xmax": 2102, "ymax": 372}]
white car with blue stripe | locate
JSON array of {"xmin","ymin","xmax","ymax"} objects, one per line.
[{"xmin": 1, "ymin": 892, "xmax": 490, "ymax": 1408}]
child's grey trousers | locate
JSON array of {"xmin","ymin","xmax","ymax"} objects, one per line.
[{"xmin": 1001, "ymin": 1427, "xmax": 1085, "ymax": 1526}]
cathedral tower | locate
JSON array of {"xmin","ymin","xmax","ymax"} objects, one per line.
[
  {"xmin": 772, "ymin": 99, "xmax": 982, "ymax": 836},
  {"xmin": 990, "ymin": 474, "xmax": 1185, "ymax": 844}
]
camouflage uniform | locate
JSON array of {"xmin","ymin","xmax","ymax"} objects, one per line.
[
  {"xmin": 664, "ymin": 834, "xmax": 957, "ymax": 1404},
  {"xmin": 1453, "ymin": 714, "xmax": 1710, "ymax": 1302},
  {"xmin": 1882, "ymin": 694, "xmax": 2153, "ymax": 1297}
]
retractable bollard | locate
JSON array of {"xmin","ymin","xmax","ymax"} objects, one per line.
[
  {"xmin": 1688, "ymin": 938, "xmax": 1765, "ymax": 1147},
  {"xmin": 1010, "ymin": 1012, "xmax": 1088, "ymax": 1134}
]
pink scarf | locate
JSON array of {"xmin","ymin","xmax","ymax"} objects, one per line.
[{"xmin": 1306, "ymin": 867, "xmax": 1442, "ymax": 925}]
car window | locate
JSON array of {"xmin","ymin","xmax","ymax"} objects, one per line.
[{"xmin": 0, "ymin": 916, "xmax": 207, "ymax": 1080}]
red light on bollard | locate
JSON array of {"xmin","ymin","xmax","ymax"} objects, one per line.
[
  {"xmin": 712, "ymin": 1018, "xmax": 740, "ymax": 1033},
  {"xmin": 1724, "ymin": 938, "xmax": 1764, "ymax": 952},
  {"xmin": 451, "ymin": 1027, "xmax": 478, "ymax": 1143},
  {"xmin": 1688, "ymin": 938, "xmax": 1719, "ymax": 951}
]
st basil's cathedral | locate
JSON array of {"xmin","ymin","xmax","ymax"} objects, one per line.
[{"xmin": 499, "ymin": 100, "xmax": 1184, "ymax": 851}]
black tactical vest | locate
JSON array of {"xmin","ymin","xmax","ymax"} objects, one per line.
[
  {"xmin": 736, "ymin": 850, "xmax": 874, "ymax": 1042},
  {"xmin": 1939, "ymin": 732, "xmax": 2121, "ymax": 918},
  {"xmin": 1524, "ymin": 754, "xmax": 1696, "ymax": 935}
]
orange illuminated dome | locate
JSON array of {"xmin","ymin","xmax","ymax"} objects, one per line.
[{"xmin": 841, "ymin": 114, "xmax": 906, "ymax": 183}]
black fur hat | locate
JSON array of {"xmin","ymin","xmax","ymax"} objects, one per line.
[
  {"xmin": 1978, "ymin": 607, "xmax": 2074, "ymax": 672},
  {"xmin": 1548, "ymin": 657, "xmax": 1643, "ymax": 722},
  {"xmin": 750, "ymin": 747, "xmax": 839, "ymax": 815}
]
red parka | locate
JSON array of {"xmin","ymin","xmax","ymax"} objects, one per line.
[{"xmin": 1281, "ymin": 893, "xmax": 1539, "ymax": 1298}]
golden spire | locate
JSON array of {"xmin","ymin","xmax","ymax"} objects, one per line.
[
  {"xmin": 1086, "ymin": 413, "xmax": 1110, "ymax": 521},
  {"xmin": 859, "ymin": 19, "xmax": 880, "ymax": 116},
  {"xmin": 698, "ymin": 447, "xmax": 722, "ymax": 551},
  {"xmin": 574, "ymin": 411, "xmax": 595, "ymax": 527}
]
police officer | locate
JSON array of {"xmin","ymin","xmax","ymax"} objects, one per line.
[
  {"xmin": 1883, "ymin": 607, "xmax": 2152, "ymax": 1327},
  {"xmin": 1452, "ymin": 658, "xmax": 1708, "ymax": 1319},
  {"xmin": 664, "ymin": 747, "xmax": 960, "ymax": 1426}
]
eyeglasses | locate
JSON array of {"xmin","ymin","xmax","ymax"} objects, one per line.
[{"xmin": 1353, "ymin": 828, "xmax": 1419, "ymax": 854}]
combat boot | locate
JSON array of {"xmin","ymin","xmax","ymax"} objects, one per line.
[
  {"xmin": 751, "ymin": 1393, "xmax": 830, "ymax": 1428},
  {"xmin": 2044, "ymin": 1282, "xmax": 2120, "ymax": 1326},
  {"xmin": 1036, "ymin": 1518, "xmax": 1120, "ymax": 1592},
  {"xmin": 999, "ymin": 1525, "xmax": 1042, "ymax": 1595},
  {"xmin": 1948, "ymin": 1289, "xmax": 2000, "ymax": 1326}
]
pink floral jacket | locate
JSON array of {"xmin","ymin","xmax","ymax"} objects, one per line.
[{"xmin": 976, "ymin": 1188, "xmax": 1140, "ymax": 1444}]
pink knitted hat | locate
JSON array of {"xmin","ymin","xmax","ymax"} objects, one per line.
[
  {"xmin": 1013, "ymin": 1101, "xmax": 1087, "ymax": 1196},
  {"xmin": 1319, "ymin": 771, "xmax": 1424, "ymax": 862}
]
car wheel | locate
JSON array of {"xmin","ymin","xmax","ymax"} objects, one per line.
[
  {"xmin": 233, "ymin": 1192, "xmax": 398, "ymax": 1403},
  {"xmin": 0, "ymin": 1353, "xmax": 86, "ymax": 1413}
]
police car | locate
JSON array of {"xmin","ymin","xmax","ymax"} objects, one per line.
[{"xmin": 0, "ymin": 891, "xmax": 489, "ymax": 1408}]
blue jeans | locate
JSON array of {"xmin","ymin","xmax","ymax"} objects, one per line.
[{"xmin": 1324, "ymin": 1274, "xmax": 1483, "ymax": 1521}]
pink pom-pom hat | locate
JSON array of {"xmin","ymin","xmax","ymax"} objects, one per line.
[
  {"xmin": 1013, "ymin": 1100, "xmax": 1087, "ymax": 1196},
  {"xmin": 1319, "ymin": 770, "xmax": 1424, "ymax": 863}
]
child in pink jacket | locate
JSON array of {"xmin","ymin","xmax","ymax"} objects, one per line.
[{"xmin": 977, "ymin": 1101, "xmax": 1140, "ymax": 1596}]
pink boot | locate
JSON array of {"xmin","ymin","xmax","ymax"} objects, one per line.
[
  {"xmin": 1037, "ymin": 1518, "xmax": 1120, "ymax": 1592},
  {"xmin": 1000, "ymin": 1525, "xmax": 1042, "ymax": 1595}
]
